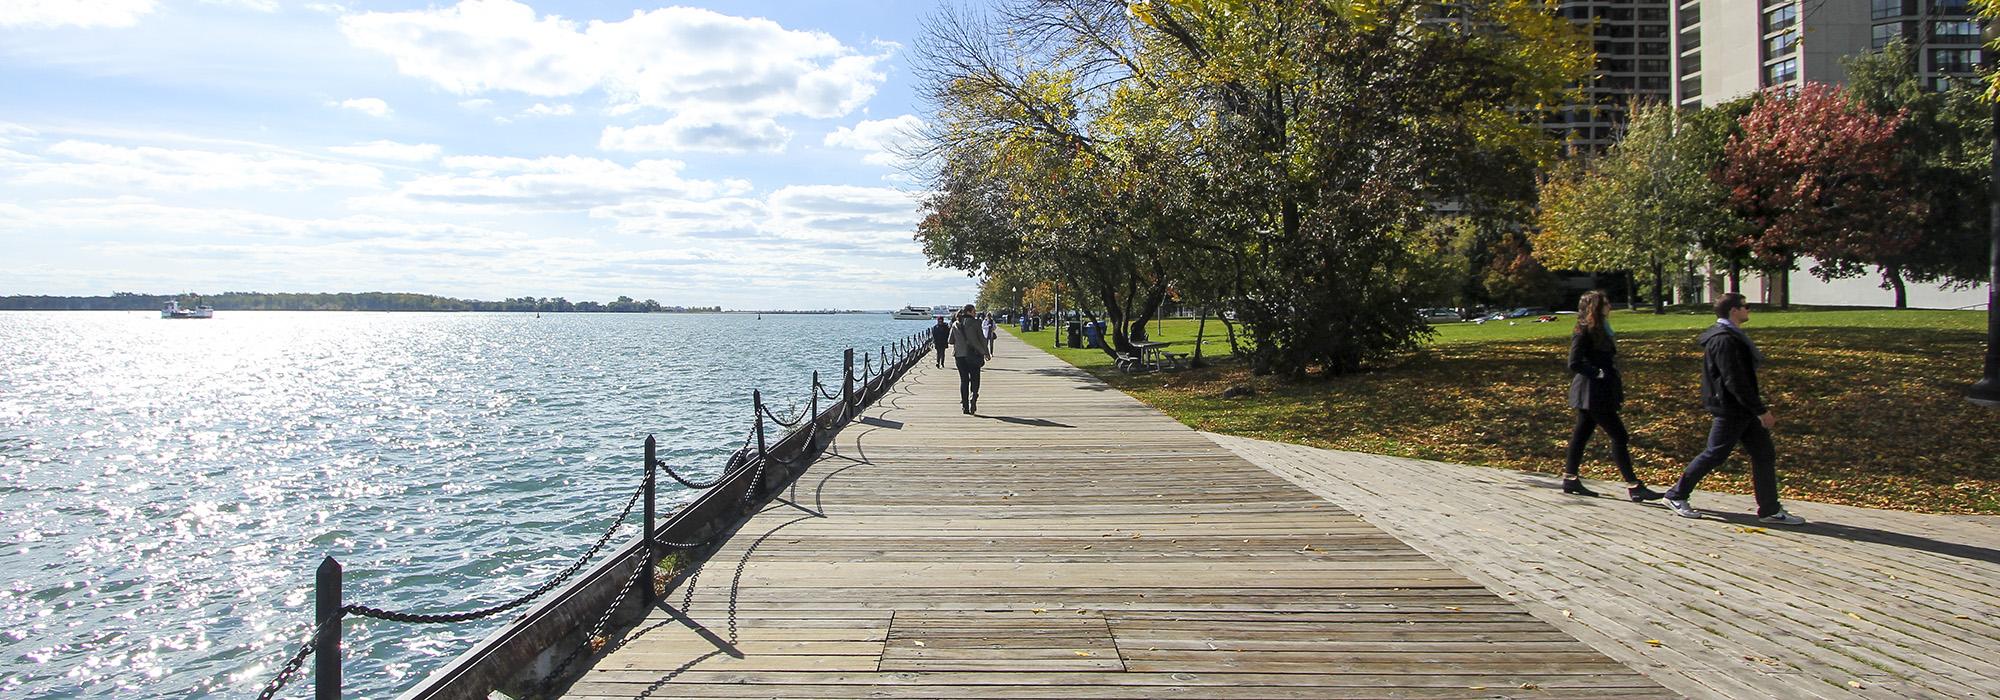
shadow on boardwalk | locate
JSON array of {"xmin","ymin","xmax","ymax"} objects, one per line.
[{"xmin": 1216, "ymin": 434, "xmax": 2000, "ymax": 700}]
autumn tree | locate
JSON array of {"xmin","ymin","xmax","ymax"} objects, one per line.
[
  {"xmin": 1720, "ymin": 82, "xmax": 1928, "ymax": 308},
  {"xmin": 1535, "ymin": 101, "xmax": 1738, "ymax": 312}
]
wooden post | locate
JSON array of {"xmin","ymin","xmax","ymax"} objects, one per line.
[
  {"xmin": 842, "ymin": 349, "xmax": 854, "ymax": 409},
  {"xmin": 641, "ymin": 435, "xmax": 656, "ymax": 606},
  {"xmin": 753, "ymin": 390, "xmax": 767, "ymax": 462},
  {"xmin": 315, "ymin": 556, "xmax": 341, "ymax": 700}
]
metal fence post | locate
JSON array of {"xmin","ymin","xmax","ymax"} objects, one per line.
[
  {"xmin": 642, "ymin": 435, "xmax": 656, "ymax": 607},
  {"xmin": 315, "ymin": 556, "xmax": 341, "ymax": 700},
  {"xmin": 809, "ymin": 371, "xmax": 820, "ymax": 444}
]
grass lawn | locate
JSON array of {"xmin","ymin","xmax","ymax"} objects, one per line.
[{"xmin": 1009, "ymin": 309, "xmax": 2000, "ymax": 514}]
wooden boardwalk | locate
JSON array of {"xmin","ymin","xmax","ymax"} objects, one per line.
[
  {"xmin": 561, "ymin": 333, "xmax": 1671, "ymax": 699},
  {"xmin": 1211, "ymin": 435, "xmax": 2000, "ymax": 700}
]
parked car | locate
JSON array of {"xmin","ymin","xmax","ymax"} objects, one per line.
[{"xmin": 1419, "ymin": 308, "xmax": 1461, "ymax": 323}]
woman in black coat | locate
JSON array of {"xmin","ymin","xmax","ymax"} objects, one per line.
[{"xmin": 1562, "ymin": 291, "xmax": 1663, "ymax": 501}]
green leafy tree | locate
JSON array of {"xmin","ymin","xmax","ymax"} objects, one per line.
[{"xmin": 1843, "ymin": 39, "xmax": 1994, "ymax": 306}]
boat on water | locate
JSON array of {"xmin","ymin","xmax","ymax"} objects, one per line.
[
  {"xmin": 160, "ymin": 300, "xmax": 214, "ymax": 319},
  {"xmin": 891, "ymin": 306, "xmax": 934, "ymax": 320}
]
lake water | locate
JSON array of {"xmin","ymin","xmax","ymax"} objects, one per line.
[{"xmin": 0, "ymin": 311, "xmax": 928, "ymax": 698}]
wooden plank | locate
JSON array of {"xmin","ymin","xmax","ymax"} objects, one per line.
[{"xmin": 554, "ymin": 333, "xmax": 1671, "ymax": 698}]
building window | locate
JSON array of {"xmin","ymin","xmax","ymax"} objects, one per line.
[
  {"xmin": 1765, "ymin": 57, "xmax": 1799, "ymax": 85},
  {"xmin": 1766, "ymin": 4, "xmax": 1798, "ymax": 32},
  {"xmin": 1934, "ymin": 0, "xmax": 1970, "ymax": 15},
  {"xmin": 1873, "ymin": 0, "xmax": 1904, "ymax": 19},
  {"xmin": 1872, "ymin": 23, "xmax": 1904, "ymax": 49},
  {"xmin": 1681, "ymin": 54, "xmax": 1702, "ymax": 75},
  {"xmin": 1933, "ymin": 20, "xmax": 1978, "ymax": 43},
  {"xmin": 1640, "ymin": 25, "xmax": 1670, "ymax": 38},
  {"xmin": 1639, "ymin": 7, "xmax": 1668, "ymax": 21},
  {"xmin": 1767, "ymin": 30, "xmax": 1800, "ymax": 57},
  {"xmin": 1680, "ymin": 5, "xmax": 1700, "ymax": 28},
  {"xmin": 1639, "ymin": 59, "xmax": 1670, "ymax": 73},
  {"xmin": 1680, "ymin": 75, "xmax": 1702, "ymax": 99},
  {"xmin": 1932, "ymin": 48, "xmax": 1981, "ymax": 73},
  {"xmin": 1641, "ymin": 42, "xmax": 1670, "ymax": 55},
  {"xmin": 1639, "ymin": 76, "xmax": 1671, "ymax": 91}
]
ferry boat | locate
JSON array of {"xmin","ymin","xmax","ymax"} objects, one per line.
[
  {"xmin": 891, "ymin": 306, "xmax": 934, "ymax": 320},
  {"xmin": 160, "ymin": 300, "xmax": 214, "ymax": 319}
]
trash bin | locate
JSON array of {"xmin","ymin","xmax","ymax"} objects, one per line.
[{"xmin": 1066, "ymin": 321, "xmax": 1082, "ymax": 348}]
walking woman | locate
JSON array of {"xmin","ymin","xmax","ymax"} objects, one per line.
[
  {"xmin": 950, "ymin": 304, "xmax": 990, "ymax": 414},
  {"xmin": 1562, "ymin": 290, "xmax": 1664, "ymax": 501}
]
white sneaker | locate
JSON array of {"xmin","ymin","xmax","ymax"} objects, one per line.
[
  {"xmin": 1758, "ymin": 509, "xmax": 1806, "ymax": 526},
  {"xmin": 1664, "ymin": 497, "xmax": 1701, "ymax": 519}
]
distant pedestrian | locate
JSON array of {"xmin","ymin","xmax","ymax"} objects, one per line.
[
  {"xmin": 950, "ymin": 305, "xmax": 990, "ymax": 414},
  {"xmin": 930, "ymin": 316, "xmax": 952, "ymax": 368},
  {"xmin": 1560, "ymin": 290, "xmax": 1664, "ymax": 502},
  {"xmin": 1661, "ymin": 293, "xmax": 1805, "ymax": 525},
  {"xmin": 981, "ymin": 312, "xmax": 998, "ymax": 356}
]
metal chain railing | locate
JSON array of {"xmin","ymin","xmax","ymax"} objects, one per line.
[
  {"xmin": 340, "ymin": 481, "xmax": 647, "ymax": 625},
  {"xmin": 266, "ymin": 333, "xmax": 935, "ymax": 699},
  {"xmin": 534, "ymin": 557, "xmax": 649, "ymax": 699}
]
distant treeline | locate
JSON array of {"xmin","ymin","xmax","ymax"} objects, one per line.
[{"xmin": 0, "ymin": 292, "xmax": 722, "ymax": 313}]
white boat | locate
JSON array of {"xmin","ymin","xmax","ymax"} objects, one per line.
[
  {"xmin": 160, "ymin": 300, "xmax": 214, "ymax": 319},
  {"xmin": 891, "ymin": 305, "xmax": 934, "ymax": 320}
]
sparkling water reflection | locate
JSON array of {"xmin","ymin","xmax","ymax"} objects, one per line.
[{"xmin": 0, "ymin": 311, "xmax": 924, "ymax": 698}]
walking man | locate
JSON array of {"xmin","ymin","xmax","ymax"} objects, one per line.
[
  {"xmin": 1662, "ymin": 293, "xmax": 1805, "ymax": 525},
  {"xmin": 930, "ymin": 316, "xmax": 952, "ymax": 368}
]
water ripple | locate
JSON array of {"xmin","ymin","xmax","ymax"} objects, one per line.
[{"xmin": 0, "ymin": 311, "xmax": 920, "ymax": 698}]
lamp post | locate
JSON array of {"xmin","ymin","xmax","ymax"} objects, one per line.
[{"xmin": 1972, "ymin": 22, "xmax": 2000, "ymax": 408}]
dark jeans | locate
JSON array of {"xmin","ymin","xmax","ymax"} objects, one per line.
[
  {"xmin": 1666, "ymin": 413, "xmax": 1782, "ymax": 517},
  {"xmin": 1565, "ymin": 408, "xmax": 1637, "ymax": 483},
  {"xmin": 934, "ymin": 344, "xmax": 948, "ymax": 366},
  {"xmin": 956, "ymin": 354, "xmax": 984, "ymax": 405}
]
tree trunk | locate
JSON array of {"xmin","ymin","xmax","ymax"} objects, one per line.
[
  {"xmin": 1193, "ymin": 309, "xmax": 1209, "ymax": 369},
  {"xmin": 1886, "ymin": 265, "xmax": 1909, "ymax": 309},
  {"xmin": 1625, "ymin": 270, "xmax": 1637, "ymax": 310},
  {"xmin": 1728, "ymin": 259, "xmax": 1741, "ymax": 294},
  {"xmin": 1652, "ymin": 257, "xmax": 1666, "ymax": 314}
]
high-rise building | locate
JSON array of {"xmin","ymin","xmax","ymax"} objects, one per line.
[
  {"xmin": 1666, "ymin": 0, "xmax": 1990, "ymax": 308},
  {"xmin": 1674, "ymin": 0, "xmax": 1982, "ymax": 108},
  {"xmin": 1545, "ymin": 0, "xmax": 1676, "ymax": 152}
]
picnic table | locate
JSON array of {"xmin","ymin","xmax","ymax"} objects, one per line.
[{"xmin": 1122, "ymin": 341, "xmax": 1188, "ymax": 372}]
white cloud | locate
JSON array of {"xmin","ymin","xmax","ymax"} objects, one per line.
[
  {"xmin": 520, "ymin": 102, "xmax": 574, "ymax": 117},
  {"xmin": 328, "ymin": 140, "xmax": 442, "ymax": 162},
  {"xmin": 588, "ymin": 184, "xmax": 921, "ymax": 253},
  {"xmin": 339, "ymin": 1, "xmax": 890, "ymax": 122},
  {"xmin": 376, "ymin": 155, "xmax": 750, "ymax": 211},
  {"xmin": 10, "ymin": 141, "xmax": 383, "ymax": 191},
  {"xmin": 0, "ymin": 0, "xmax": 157, "ymax": 29},
  {"xmin": 824, "ymin": 115, "xmax": 923, "ymax": 167},
  {"xmin": 202, "ymin": 0, "xmax": 279, "ymax": 11},
  {"xmin": 599, "ymin": 113, "xmax": 790, "ymax": 154},
  {"xmin": 458, "ymin": 98, "xmax": 494, "ymax": 110},
  {"xmin": 336, "ymin": 98, "xmax": 392, "ymax": 118}
]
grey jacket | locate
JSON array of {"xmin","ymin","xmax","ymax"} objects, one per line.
[{"xmin": 950, "ymin": 317, "xmax": 989, "ymax": 358}]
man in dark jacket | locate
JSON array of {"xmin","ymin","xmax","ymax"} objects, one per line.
[
  {"xmin": 931, "ymin": 316, "xmax": 952, "ymax": 368},
  {"xmin": 1661, "ymin": 293, "xmax": 1805, "ymax": 525}
]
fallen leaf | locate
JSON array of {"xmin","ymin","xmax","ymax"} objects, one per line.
[
  {"xmin": 1847, "ymin": 612, "xmax": 1864, "ymax": 622},
  {"xmin": 913, "ymin": 640, "xmax": 927, "ymax": 647},
  {"xmin": 1645, "ymin": 639, "xmax": 1663, "ymax": 647}
]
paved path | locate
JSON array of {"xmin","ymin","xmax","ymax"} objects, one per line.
[
  {"xmin": 559, "ymin": 332, "xmax": 1670, "ymax": 698},
  {"xmin": 1211, "ymin": 435, "xmax": 2000, "ymax": 700}
]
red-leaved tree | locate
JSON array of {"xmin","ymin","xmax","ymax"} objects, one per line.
[{"xmin": 1718, "ymin": 82, "xmax": 1928, "ymax": 307}]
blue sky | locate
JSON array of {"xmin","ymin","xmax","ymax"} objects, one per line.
[{"xmin": 0, "ymin": 0, "xmax": 977, "ymax": 309}]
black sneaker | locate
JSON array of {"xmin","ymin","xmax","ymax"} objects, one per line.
[{"xmin": 1627, "ymin": 485, "xmax": 1665, "ymax": 502}]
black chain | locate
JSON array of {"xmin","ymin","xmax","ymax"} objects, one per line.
[
  {"xmin": 758, "ymin": 402, "xmax": 806, "ymax": 429},
  {"xmin": 255, "ymin": 623, "xmax": 322, "ymax": 700},
  {"xmin": 535, "ymin": 557, "xmax": 649, "ymax": 699},
  {"xmin": 343, "ymin": 481, "xmax": 646, "ymax": 625}
]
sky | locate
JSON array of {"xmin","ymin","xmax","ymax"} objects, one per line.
[{"xmin": 0, "ymin": 0, "xmax": 978, "ymax": 310}]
